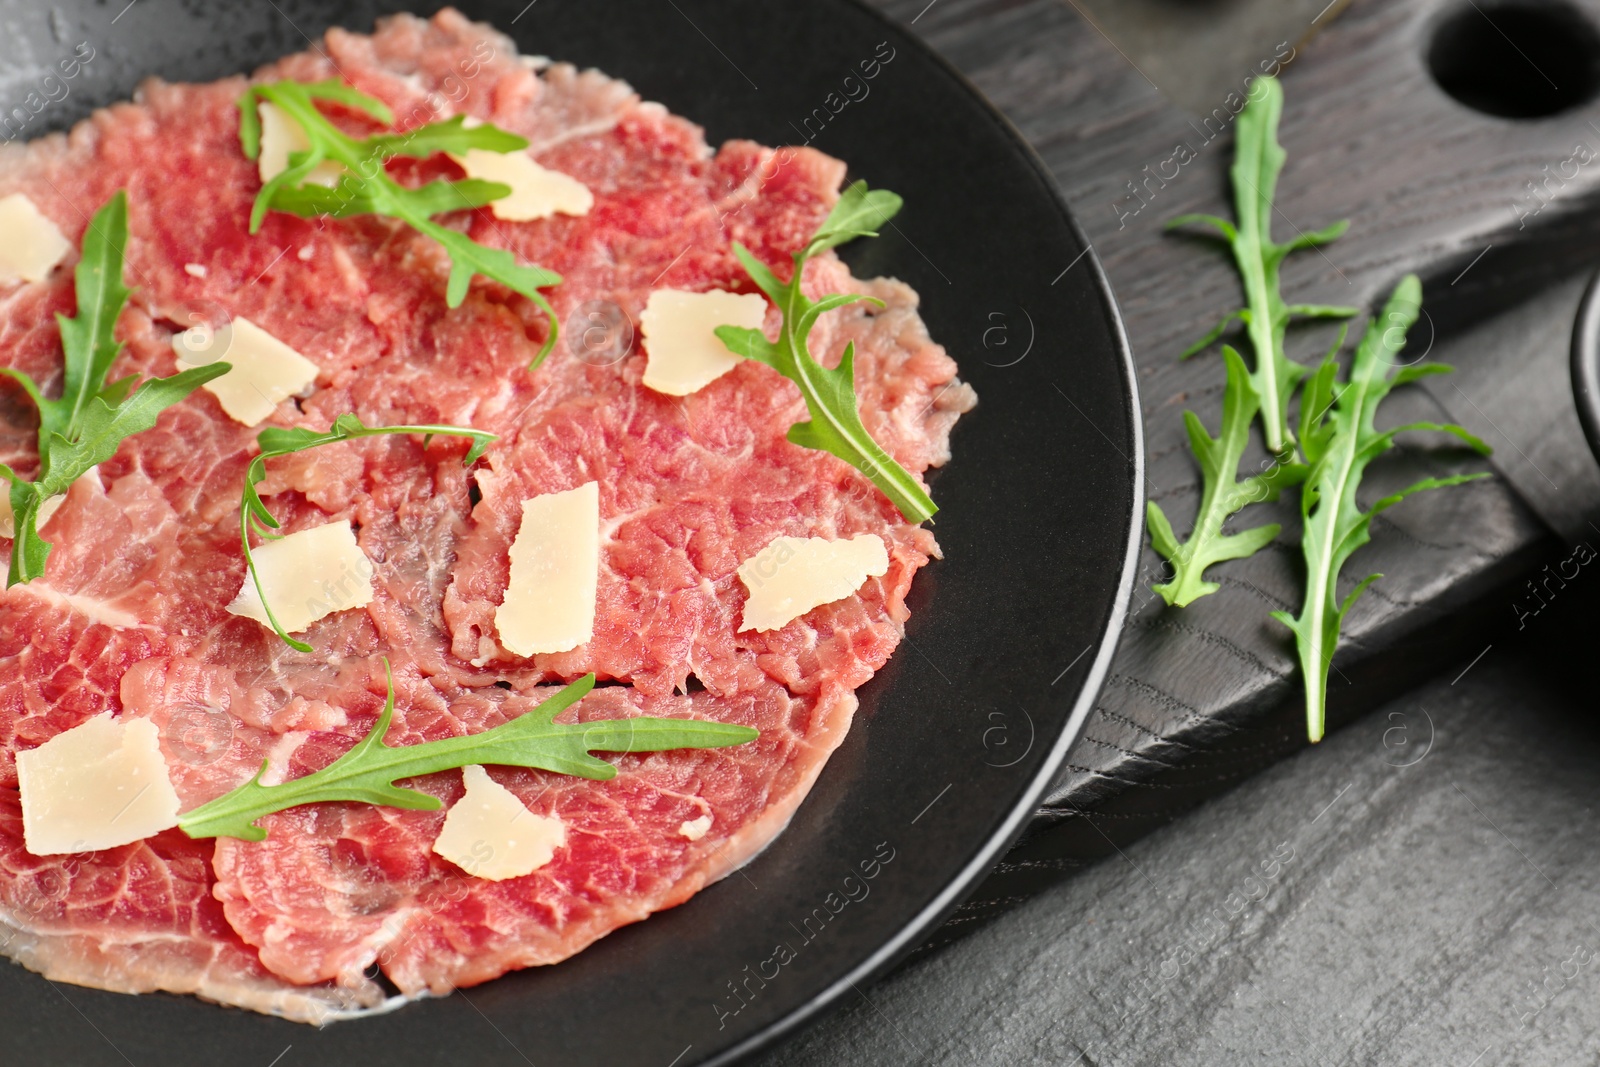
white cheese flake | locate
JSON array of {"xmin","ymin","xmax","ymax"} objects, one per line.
[
  {"xmin": 433, "ymin": 765, "xmax": 566, "ymax": 881},
  {"xmin": 0, "ymin": 467, "xmax": 97, "ymax": 540},
  {"xmin": 256, "ymin": 101, "xmax": 343, "ymax": 188},
  {"xmin": 679, "ymin": 814, "xmax": 713, "ymax": 841},
  {"xmin": 496, "ymin": 481, "xmax": 599, "ymax": 656},
  {"xmin": 17, "ymin": 714, "xmax": 181, "ymax": 855},
  {"xmin": 183, "ymin": 262, "xmax": 208, "ymax": 278},
  {"xmin": 0, "ymin": 488, "xmax": 64, "ymax": 541},
  {"xmin": 173, "ymin": 316, "xmax": 319, "ymax": 427},
  {"xmin": 738, "ymin": 534, "xmax": 889, "ymax": 633},
  {"xmin": 449, "ymin": 142, "xmax": 592, "ymax": 221},
  {"xmin": 640, "ymin": 289, "xmax": 768, "ymax": 396},
  {"xmin": 227, "ymin": 520, "xmax": 375, "ymax": 635},
  {"xmin": 0, "ymin": 193, "xmax": 71, "ymax": 285}
]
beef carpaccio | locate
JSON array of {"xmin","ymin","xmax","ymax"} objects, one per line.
[{"xmin": 0, "ymin": 9, "xmax": 973, "ymax": 1021}]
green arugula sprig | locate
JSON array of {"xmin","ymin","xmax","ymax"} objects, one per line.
[
  {"xmin": 716, "ymin": 181, "xmax": 938, "ymax": 525},
  {"xmin": 179, "ymin": 663, "xmax": 759, "ymax": 841},
  {"xmin": 1150, "ymin": 77, "xmax": 1493, "ymax": 743},
  {"xmin": 1150, "ymin": 78, "xmax": 1358, "ymax": 607},
  {"xmin": 238, "ymin": 79, "xmax": 563, "ymax": 369},
  {"xmin": 1167, "ymin": 76, "xmax": 1358, "ymax": 456},
  {"xmin": 1, "ymin": 191, "xmax": 229, "ymax": 586},
  {"xmin": 1271, "ymin": 275, "xmax": 1489, "ymax": 741},
  {"xmin": 1147, "ymin": 344, "xmax": 1313, "ymax": 606},
  {"xmin": 242, "ymin": 413, "xmax": 495, "ymax": 652}
]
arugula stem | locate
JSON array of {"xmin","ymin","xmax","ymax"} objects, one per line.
[
  {"xmin": 242, "ymin": 80, "xmax": 563, "ymax": 369},
  {"xmin": 1151, "ymin": 77, "xmax": 1357, "ymax": 608},
  {"xmin": 1147, "ymin": 345, "xmax": 1309, "ymax": 606},
  {"xmin": 241, "ymin": 414, "xmax": 495, "ymax": 652},
  {"xmin": 781, "ymin": 262, "xmax": 933, "ymax": 523},
  {"xmin": 1295, "ymin": 426, "xmax": 1352, "ymax": 740},
  {"xmin": 1270, "ymin": 275, "xmax": 1491, "ymax": 742},
  {"xmin": 1155, "ymin": 79, "xmax": 1491, "ymax": 743},
  {"xmin": 716, "ymin": 181, "xmax": 937, "ymax": 525},
  {"xmin": 1238, "ymin": 236, "xmax": 1292, "ymax": 456},
  {"xmin": 180, "ymin": 663, "xmax": 759, "ymax": 841},
  {"xmin": 3, "ymin": 191, "xmax": 229, "ymax": 586},
  {"xmin": 1167, "ymin": 77, "xmax": 1357, "ymax": 458}
]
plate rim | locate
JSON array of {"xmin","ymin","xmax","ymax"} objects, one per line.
[
  {"xmin": 0, "ymin": 1, "xmax": 1145, "ymax": 1060},
  {"xmin": 1570, "ymin": 265, "xmax": 1600, "ymax": 466},
  {"xmin": 704, "ymin": 3, "xmax": 1145, "ymax": 1062}
]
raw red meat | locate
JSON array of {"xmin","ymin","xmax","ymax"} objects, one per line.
[{"xmin": 0, "ymin": 9, "xmax": 973, "ymax": 1018}]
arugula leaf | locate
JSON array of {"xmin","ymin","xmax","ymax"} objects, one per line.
[
  {"xmin": 715, "ymin": 180, "xmax": 937, "ymax": 524},
  {"xmin": 361, "ymin": 113, "xmax": 528, "ymax": 161},
  {"xmin": 1153, "ymin": 78, "xmax": 1494, "ymax": 743},
  {"xmin": 41, "ymin": 191, "xmax": 134, "ymax": 441},
  {"xmin": 242, "ymin": 413, "xmax": 495, "ymax": 652},
  {"xmin": 1167, "ymin": 77, "xmax": 1359, "ymax": 456},
  {"xmin": 179, "ymin": 663, "xmax": 759, "ymax": 841},
  {"xmin": 1147, "ymin": 345, "xmax": 1310, "ymax": 606},
  {"xmin": 2, "ymin": 191, "xmax": 229, "ymax": 586},
  {"xmin": 1150, "ymin": 77, "xmax": 1359, "ymax": 606},
  {"xmin": 1270, "ymin": 275, "xmax": 1491, "ymax": 741},
  {"xmin": 238, "ymin": 80, "xmax": 563, "ymax": 369},
  {"xmin": 268, "ymin": 176, "xmax": 510, "ymax": 221}
]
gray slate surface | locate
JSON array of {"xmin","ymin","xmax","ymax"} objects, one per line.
[{"xmin": 756, "ymin": 612, "xmax": 1600, "ymax": 1067}]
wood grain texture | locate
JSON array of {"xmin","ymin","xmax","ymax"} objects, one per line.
[{"xmin": 862, "ymin": 0, "xmax": 1600, "ymax": 940}]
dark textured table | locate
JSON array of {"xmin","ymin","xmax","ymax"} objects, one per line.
[
  {"xmin": 757, "ymin": 588, "xmax": 1600, "ymax": 1067},
  {"xmin": 756, "ymin": 0, "xmax": 1600, "ymax": 1062}
]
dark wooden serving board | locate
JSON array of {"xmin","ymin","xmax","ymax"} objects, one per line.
[{"xmin": 865, "ymin": 0, "xmax": 1600, "ymax": 944}]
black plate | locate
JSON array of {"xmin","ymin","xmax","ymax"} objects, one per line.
[
  {"xmin": 0, "ymin": 2, "xmax": 1140, "ymax": 1064},
  {"xmin": 1573, "ymin": 267, "xmax": 1600, "ymax": 464}
]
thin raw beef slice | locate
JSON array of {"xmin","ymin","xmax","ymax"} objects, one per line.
[{"xmin": 0, "ymin": 7, "xmax": 973, "ymax": 1020}]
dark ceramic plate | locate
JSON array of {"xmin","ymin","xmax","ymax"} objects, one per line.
[
  {"xmin": 1573, "ymin": 267, "xmax": 1600, "ymax": 465},
  {"xmin": 0, "ymin": 1, "xmax": 1140, "ymax": 1064}
]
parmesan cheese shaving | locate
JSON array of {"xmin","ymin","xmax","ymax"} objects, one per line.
[
  {"xmin": 0, "ymin": 488, "xmax": 65, "ymax": 541},
  {"xmin": 256, "ymin": 101, "xmax": 344, "ymax": 188},
  {"xmin": 0, "ymin": 193, "xmax": 71, "ymax": 285},
  {"xmin": 496, "ymin": 481, "xmax": 599, "ymax": 656},
  {"xmin": 226, "ymin": 520, "xmax": 375, "ymax": 635},
  {"xmin": 432, "ymin": 764, "xmax": 566, "ymax": 880},
  {"xmin": 737, "ymin": 534, "xmax": 889, "ymax": 632},
  {"xmin": 449, "ymin": 147, "xmax": 593, "ymax": 221},
  {"xmin": 17, "ymin": 714, "xmax": 181, "ymax": 855},
  {"xmin": 0, "ymin": 467, "xmax": 98, "ymax": 540},
  {"xmin": 640, "ymin": 289, "xmax": 769, "ymax": 396},
  {"xmin": 679, "ymin": 814, "xmax": 712, "ymax": 841},
  {"xmin": 173, "ymin": 316, "xmax": 319, "ymax": 427}
]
